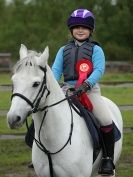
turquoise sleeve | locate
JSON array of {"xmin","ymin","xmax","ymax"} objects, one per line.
[
  {"xmin": 52, "ymin": 46, "xmax": 64, "ymax": 81},
  {"xmin": 86, "ymin": 45, "xmax": 105, "ymax": 86}
]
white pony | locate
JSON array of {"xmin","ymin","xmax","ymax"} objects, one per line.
[{"xmin": 7, "ymin": 44, "xmax": 123, "ymax": 177}]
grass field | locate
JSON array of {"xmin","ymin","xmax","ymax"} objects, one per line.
[
  {"xmin": 0, "ymin": 87, "xmax": 133, "ymax": 110},
  {"xmin": 122, "ymin": 110, "xmax": 133, "ymax": 127},
  {"xmin": 0, "ymin": 139, "xmax": 36, "ymax": 177},
  {"xmin": 0, "ymin": 72, "xmax": 133, "ymax": 85},
  {"xmin": 101, "ymin": 72, "xmax": 133, "ymax": 82},
  {"xmin": 0, "ymin": 115, "xmax": 32, "ymax": 134},
  {"xmin": 0, "ymin": 133, "xmax": 132, "ymax": 177},
  {"xmin": 0, "ymin": 110, "xmax": 132, "ymax": 177},
  {"xmin": 0, "ymin": 73, "xmax": 12, "ymax": 85},
  {"xmin": 101, "ymin": 87, "xmax": 133, "ymax": 105},
  {"xmin": 0, "ymin": 110, "xmax": 132, "ymax": 135},
  {"xmin": 0, "ymin": 91, "xmax": 11, "ymax": 110},
  {"xmin": 116, "ymin": 132, "xmax": 133, "ymax": 177}
]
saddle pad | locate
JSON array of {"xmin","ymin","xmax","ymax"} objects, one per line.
[{"xmin": 69, "ymin": 97, "xmax": 121, "ymax": 161}]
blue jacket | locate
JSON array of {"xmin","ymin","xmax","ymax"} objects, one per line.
[{"xmin": 52, "ymin": 44, "xmax": 105, "ymax": 87}]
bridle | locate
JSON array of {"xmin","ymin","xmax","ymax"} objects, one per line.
[
  {"xmin": 11, "ymin": 66, "xmax": 74, "ymax": 177},
  {"xmin": 11, "ymin": 66, "xmax": 50, "ymax": 114}
]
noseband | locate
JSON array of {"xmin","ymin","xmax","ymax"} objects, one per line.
[{"xmin": 11, "ymin": 66, "xmax": 50, "ymax": 114}]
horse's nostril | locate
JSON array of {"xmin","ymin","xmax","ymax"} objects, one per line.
[{"xmin": 16, "ymin": 116, "xmax": 21, "ymax": 122}]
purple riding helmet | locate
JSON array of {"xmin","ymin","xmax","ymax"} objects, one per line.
[{"xmin": 67, "ymin": 9, "xmax": 95, "ymax": 30}]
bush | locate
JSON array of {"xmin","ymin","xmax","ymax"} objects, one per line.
[{"xmin": 104, "ymin": 43, "xmax": 133, "ymax": 61}]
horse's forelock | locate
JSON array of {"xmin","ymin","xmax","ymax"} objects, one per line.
[{"xmin": 13, "ymin": 50, "xmax": 41, "ymax": 73}]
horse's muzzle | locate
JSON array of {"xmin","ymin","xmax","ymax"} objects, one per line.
[{"xmin": 7, "ymin": 112, "xmax": 24, "ymax": 129}]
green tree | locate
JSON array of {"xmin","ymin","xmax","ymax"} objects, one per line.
[
  {"xmin": 0, "ymin": 0, "xmax": 132, "ymax": 62},
  {"xmin": 95, "ymin": 0, "xmax": 133, "ymax": 61}
]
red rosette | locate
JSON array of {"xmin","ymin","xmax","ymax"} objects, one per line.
[
  {"xmin": 75, "ymin": 59, "xmax": 93, "ymax": 111},
  {"xmin": 76, "ymin": 59, "xmax": 93, "ymax": 74},
  {"xmin": 75, "ymin": 59, "xmax": 93, "ymax": 88}
]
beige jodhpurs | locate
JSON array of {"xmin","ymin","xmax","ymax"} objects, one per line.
[
  {"xmin": 88, "ymin": 84, "xmax": 113, "ymax": 126},
  {"xmin": 62, "ymin": 83, "xmax": 114, "ymax": 126}
]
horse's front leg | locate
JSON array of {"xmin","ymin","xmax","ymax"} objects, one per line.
[{"xmin": 96, "ymin": 170, "xmax": 115, "ymax": 177}]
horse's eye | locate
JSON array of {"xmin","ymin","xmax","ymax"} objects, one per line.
[{"xmin": 32, "ymin": 82, "xmax": 40, "ymax": 87}]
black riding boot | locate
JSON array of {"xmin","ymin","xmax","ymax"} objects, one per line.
[{"xmin": 98, "ymin": 124, "xmax": 115, "ymax": 176}]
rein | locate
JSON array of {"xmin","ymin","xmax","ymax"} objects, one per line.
[
  {"xmin": 26, "ymin": 91, "xmax": 74, "ymax": 177},
  {"xmin": 11, "ymin": 66, "xmax": 75, "ymax": 177}
]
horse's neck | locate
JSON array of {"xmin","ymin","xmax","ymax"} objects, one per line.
[
  {"xmin": 33, "ymin": 76, "xmax": 72, "ymax": 150},
  {"xmin": 46, "ymin": 65, "xmax": 66, "ymax": 103}
]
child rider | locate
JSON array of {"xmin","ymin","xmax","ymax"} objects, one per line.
[{"xmin": 52, "ymin": 8, "xmax": 115, "ymax": 176}]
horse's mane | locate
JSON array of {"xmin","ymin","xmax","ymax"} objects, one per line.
[{"xmin": 13, "ymin": 50, "xmax": 41, "ymax": 73}]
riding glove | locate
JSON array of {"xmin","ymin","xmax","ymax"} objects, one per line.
[{"xmin": 75, "ymin": 82, "xmax": 91, "ymax": 95}]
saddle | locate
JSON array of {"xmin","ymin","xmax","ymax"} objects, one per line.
[{"xmin": 69, "ymin": 96, "xmax": 121, "ymax": 162}]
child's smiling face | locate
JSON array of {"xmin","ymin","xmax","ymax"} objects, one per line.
[{"xmin": 72, "ymin": 26, "xmax": 91, "ymax": 41}]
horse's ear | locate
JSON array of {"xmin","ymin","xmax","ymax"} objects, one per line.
[
  {"xmin": 19, "ymin": 44, "xmax": 28, "ymax": 60},
  {"xmin": 38, "ymin": 46, "xmax": 49, "ymax": 67},
  {"xmin": 41, "ymin": 46, "xmax": 49, "ymax": 62}
]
